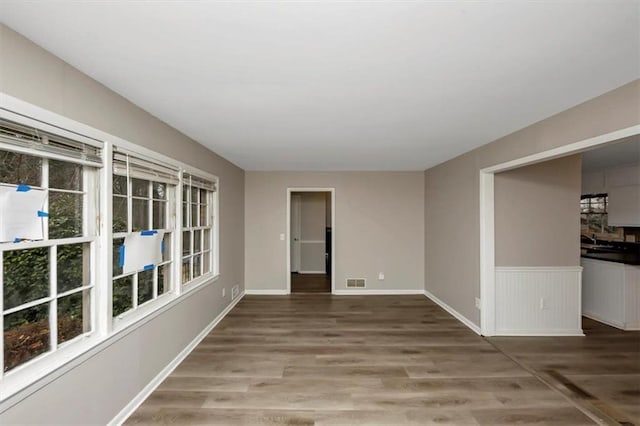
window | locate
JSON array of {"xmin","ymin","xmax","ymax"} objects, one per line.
[
  {"xmin": 580, "ymin": 193, "xmax": 620, "ymax": 238},
  {"xmin": 0, "ymin": 106, "xmax": 220, "ymax": 400},
  {"xmin": 181, "ymin": 173, "xmax": 216, "ymax": 286},
  {"xmin": 111, "ymin": 151, "xmax": 178, "ymax": 319},
  {"xmin": 0, "ymin": 119, "xmax": 100, "ymax": 375}
]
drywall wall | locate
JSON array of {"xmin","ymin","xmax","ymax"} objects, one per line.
[
  {"xmin": 0, "ymin": 24, "xmax": 244, "ymax": 424},
  {"xmin": 246, "ymin": 172, "xmax": 424, "ymax": 291},
  {"xmin": 495, "ymin": 155, "xmax": 582, "ymax": 267},
  {"xmin": 425, "ymin": 79, "xmax": 639, "ymax": 328}
]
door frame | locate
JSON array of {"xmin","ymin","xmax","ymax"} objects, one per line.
[
  {"xmin": 286, "ymin": 188, "xmax": 336, "ymax": 294},
  {"xmin": 479, "ymin": 124, "xmax": 640, "ymax": 336}
]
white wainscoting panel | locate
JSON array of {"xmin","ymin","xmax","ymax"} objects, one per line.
[{"xmin": 495, "ymin": 266, "xmax": 583, "ymax": 336}]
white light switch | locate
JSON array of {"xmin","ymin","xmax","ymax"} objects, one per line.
[
  {"xmin": 279, "ymin": 233, "xmax": 285, "ymax": 241},
  {"xmin": 378, "ymin": 272, "xmax": 384, "ymax": 280}
]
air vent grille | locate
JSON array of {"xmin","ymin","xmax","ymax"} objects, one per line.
[{"xmin": 346, "ymin": 278, "xmax": 366, "ymax": 288}]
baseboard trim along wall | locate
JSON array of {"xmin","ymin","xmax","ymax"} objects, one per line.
[
  {"xmin": 423, "ymin": 290, "xmax": 482, "ymax": 335},
  {"xmin": 110, "ymin": 292, "xmax": 246, "ymax": 425},
  {"xmin": 244, "ymin": 289, "xmax": 289, "ymax": 295},
  {"xmin": 495, "ymin": 266, "xmax": 584, "ymax": 336},
  {"xmin": 334, "ymin": 289, "xmax": 424, "ymax": 295}
]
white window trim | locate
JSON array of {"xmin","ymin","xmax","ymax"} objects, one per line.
[{"xmin": 0, "ymin": 93, "xmax": 221, "ymax": 403}]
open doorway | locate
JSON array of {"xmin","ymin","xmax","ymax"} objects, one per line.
[{"xmin": 287, "ymin": 188, "xmax": 335, "ymax": 293}]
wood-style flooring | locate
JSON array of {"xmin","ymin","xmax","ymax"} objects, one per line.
[
  {"xmin": 126, "ymin": 295, "xmax": 639, "ymax": 425},
  {"xmin": 291, "ymin": 273, "xmax": 331, "ymax": 293}
]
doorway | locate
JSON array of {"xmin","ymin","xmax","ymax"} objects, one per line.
[{"xmin": 287, "ymin": 188, "xmax": 335, "ymax": 294}]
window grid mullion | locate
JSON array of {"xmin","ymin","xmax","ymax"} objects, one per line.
[
  {"xmin": 0, "ymin": 251, "xmax": 4, "ymax": 380},
  {"xmin": 50, "ymin": 245, "xmax": 58, "ymax": 352}
]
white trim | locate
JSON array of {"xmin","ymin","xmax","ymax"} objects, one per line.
[
  {"xmin": 496, "ymin": 266, "xmax": 583, "ymax": 272},
  {"xmin": 423, "ymin": 290, "xmax": 482, "ymax": 335},
  {"xmin": 244, "ymin": 289, "xmax": 288, "ymax": 295},
  {"xmin": 479, "ymin": 125, "xmax": 640, "ymax": 336},
  {"xmin": 335, "ymin": 289, "xmax": 424, "ymax": 295},
  {"xmin": 110, "ymin": 292, "xmax": 245, "ymax": 426},
  {"xmin": 286, "ymin": 188, "xmax": 335, "ymax": 295}
]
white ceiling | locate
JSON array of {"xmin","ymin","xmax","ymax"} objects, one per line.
[
  {"xmin": 582, "ymin": 136, "xmax": 640, "ymax": 173},
  {"xmin": 1, "ymin": 1, "xmax": 639, "ymax": 171}
]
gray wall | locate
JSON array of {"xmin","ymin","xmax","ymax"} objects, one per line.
[
  {"xmin": 495, "ymin": 155, "xmax": 582, "ymax": 267},
  {"xmin": 424, "ymin": 80, "xmax": 640, "ymax": 327},
  {"xmin": 246, "ymin": 172, "xmax": 424, "ymax": 291},
  {"xmin": 0, "ymin": 24, "xmax": 244, "ymax": 424}
]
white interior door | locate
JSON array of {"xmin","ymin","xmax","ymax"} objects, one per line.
[{"xmin": 290, "ymin": 194, "xmax": 301, "ymax": 272}]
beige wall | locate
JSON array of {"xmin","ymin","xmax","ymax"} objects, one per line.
[
  {"xmin": 246, "ymin": 172, "xmax": 424, "ymax": 291},
  {"xmin": 0, "ymin": 24, "xmax": 244, "ymax": 424},
  {"xmin": 495, "ymin": 155, "xmax": 582, "ymax": 267},
  {"xmin": 425, "ymin": 80, "xmax": 640, "ymax": 327}
]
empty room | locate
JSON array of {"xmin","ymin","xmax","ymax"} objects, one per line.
[{"xmin": 0, "ymin": 1, "xmax": 639, "ymax": 425}]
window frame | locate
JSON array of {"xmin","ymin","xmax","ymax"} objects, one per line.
[{"xmin": 0, "ymin": 96, "xmax": 221, "ymax": 402}]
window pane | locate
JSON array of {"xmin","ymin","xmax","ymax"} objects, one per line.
[
  {"xmin": 132, "ymin": 199, "xmax": 149, "ymax": 231},
  {"xmin": 193, "ymin": 254, "xmax": 202, "ymax": 279},
  {"xmin": 203, "ymin": 251, "xmax": 211, "ymax": 274},
  {"xmin": 191, "ymin": 187, "xmax": 199, "ymax": 204},
  {"xmin": 158, "ymin": 264, "xmax": 169, "ymax": 295},
  {"xmin": 132, "ymin": 178, "xmax": 149, "ymax": 197},
  {"xmin": 113, "ymin": 195, "xmax": 128, "ymax": 233},
  {"xmin": 182, "ymin": 231, "xmax": 191, "ymax": 257},
  {"xmin": 162, "ymin": 233, "xmax": 172, "ymax": 262},
  {"xmin": 0, "ymin": 151, "xmax": 41, "ymax": 187},
  {"xmin": 183, "ymin": 185, "xmax": 189, "ymax": 202},
  {"xmin": 113, "ymin": 238, "xmax": 124, "ymax": 277},
  {"xmin": 194, "ymin": 230, "xmax": 201, "ymax": 253},
  {"xmin": 49, "ymin": 160, "xmax": 82, "ymax": 191},
  {"xmin": 191, "ymin": 203, "xmax": 198, "ymax": 227},
  {"xmin": 49, "ymin": 192, "xmax": 83, "ymax": 239},
  {"xmin": 3, "ymin": 247, "xmax": 49, "ymax": 310},
  {"xmin": 4, "ymin": 303, "xmax": 50, "ymax": 372},
  {"xmin": 153, "ymin": 201, "xmax": 166, "ymax": 229},
  {"xmin": 200, "ymin": 204, "xmax": 208, "ymax": 226},
  {"xmin": 137, "ymin": 270, "xmax": 154, "ymax": 306},
  {"xmin": 182, "ymin": 202, "xmax": 189, "ymax": 227},
  {"xmin": 181, "ymin": 257, "xmax": 190, "ymax": 284},
  {"xmin": 113, "ymin": 276, "xmax": 133, "ymax": 317},
  {"xmin": 203, "ymin": 229, "xmax": 211, "ymax": 251},
  {"xmin": 57, "ymin": 243, "xmax": 88, "ymax": 293},
  {"xmin": 153, "ymin": 182, "xmax": 166, "ymax": 200},
  {"xmin": 58, "ymin": 290, "xmax": 90, "ymax": 345},
  {"xmin": 200, "ymin": 189, "xmax": 207, "ymax": 205},
  {"xmin": 113, "ymin": 175, "xmax": 127, "ymax": 195}
]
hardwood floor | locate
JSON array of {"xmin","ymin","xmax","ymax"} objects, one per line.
[
  {"xmin": 126, "ymin": 295, "xmax": 637, "ymax": 425},
  {"xmin": 291, "ymin": 273, "xmax": 331, "ymax": 293}
]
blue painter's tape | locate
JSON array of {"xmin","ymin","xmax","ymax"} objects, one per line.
[
  {"xmin": 13, "ymin": 238, "xmax": 21, "ymax": 243},
  {"xmin": 141, "ymin": 230, "xmax": 158, "ymax": 236},
  {"xmin": 119, "ymin": 246, "xmax": 125, "ymax": 268},
  {"xmin": 161, "ymin": 240, "xmax": 165, "ymax": 254},
  {"xmin": 37, "ymin": 210, "xmax": 49, "ymax": 217},
  {"xmin": 143, "ymin": 264, "xmax": 154, "ymax": 271},
  {"xmin": 16, "ymin": 184, "xmax": 31, "ymax": 192}
]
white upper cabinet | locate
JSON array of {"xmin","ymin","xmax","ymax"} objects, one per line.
[{"xmin": 609, "ymin": 184, "xmax": 640, "ymax": 226}]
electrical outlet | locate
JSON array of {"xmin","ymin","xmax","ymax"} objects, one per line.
[
  {"xmin": 222, "ymin": 287, "xmax": 226, "ymax": 297},
  {"xmin": 539, "ymin": 297, "xmax": 545, "ymax": 310},
  {"xmin": 475, "ymin": 297, "xmax": 481, "ymax": 309},
  {"xmin": 279, "ymin": 233, "xmax": 285, "ymax": 241},
  {"xmin": 378, "ymin": 272, "xmax": 384, "ymax": 280}
]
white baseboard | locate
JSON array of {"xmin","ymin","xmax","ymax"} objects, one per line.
[
  {"xmin": 110, "ymin": 292, "xmax": 245, "ymax": 425},
  {"xmin": 245, "ymin": 289, "xmax": 288, "ymax": 295},
  {"xmin": 423, "ymin": 289, "xmax": 481, "ymax": 335},
  {"xmin": 334, "ymin": 289, "xmax": 424, "ymax": 295}
]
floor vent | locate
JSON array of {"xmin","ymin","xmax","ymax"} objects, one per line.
[{"xmin": 346, "ymin": 278, "xmax": 366, "ymax": 288}]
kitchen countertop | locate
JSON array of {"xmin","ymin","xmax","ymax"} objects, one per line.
[{"xmin": 581, "ymin": 251, "xmax": 640, "ymax": 266}]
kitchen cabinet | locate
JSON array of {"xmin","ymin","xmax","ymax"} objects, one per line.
[
  {"xmin": 608, "ymin": 184, "xmax": 640, "ymax": 226},
  {"xmin": 581, "ymin": 257, "xmax": 640, "ymax": 330}
]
